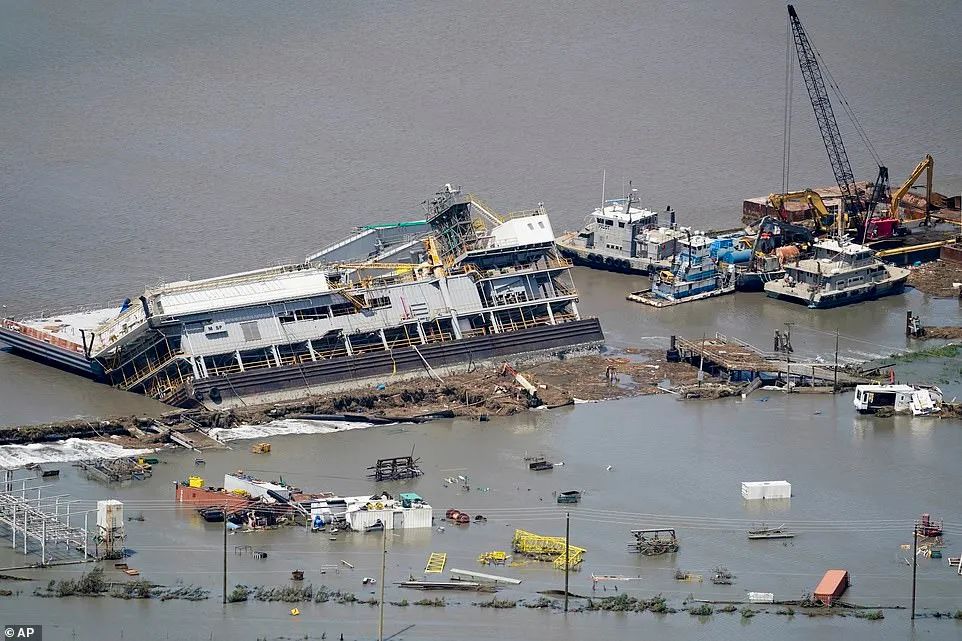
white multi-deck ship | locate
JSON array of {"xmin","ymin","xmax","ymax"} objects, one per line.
[
  {"xmin": 0, "ymin": 185, "xmax": 603, "ymax": 409},
  {"xmin": 763, "ymin": 237, "xmax": 909, "ymax": 309}
]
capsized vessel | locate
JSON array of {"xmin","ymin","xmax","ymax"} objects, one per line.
[{"xmin": 1, "ymin": 185, "xmax": 603, "ymax": 409}]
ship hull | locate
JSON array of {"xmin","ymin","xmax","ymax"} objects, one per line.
[
  {"xmin": 556, "ymin": 241, "xmax": 665, "ymax": 276},
  {"xmin": 735, "ymin": 269, "xmax": 785, "ymax": 292},
  {"xmin": 764, "ymin": 275, "xmax": 908, "ymax": 309},
  {"xmin": 185, "ymin": 318, "xmax": 605, "ymax": 409},
  {"xmin": 0, "ymin": 323, "xmax": 104, "ymax": 379}
]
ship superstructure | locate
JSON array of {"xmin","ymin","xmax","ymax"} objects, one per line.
[{"xmin": 1, "ymin": 185, "xmax": 603, "ymax": 408}]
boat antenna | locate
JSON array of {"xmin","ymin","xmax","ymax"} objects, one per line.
[{"xmin": 601, "ymin": 169, "xmax": 606, "ymax": 212}]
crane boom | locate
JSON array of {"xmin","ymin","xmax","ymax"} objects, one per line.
[{"xmin": 787, "ymin": 5, "xmax": 860, "ymax": 219}]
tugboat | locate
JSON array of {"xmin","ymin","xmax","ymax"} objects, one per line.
[
  {"xmin": 627, "ymin": 232, "xmax": 736, "ymax": 307},
  {"xmin": 555, "ymin": 185, "xmax": 685, "ymax": 275}
]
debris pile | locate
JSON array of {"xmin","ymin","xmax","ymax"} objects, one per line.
[
  {"xmin": 2, "ymin": 351, "xmax": 703, "ymax": 446},
  {"xmin": 908, "ymin": 260, "xmax": 962, "ymax": 297}
]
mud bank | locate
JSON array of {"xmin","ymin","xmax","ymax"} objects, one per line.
[{"xmin": 0, "ymin": 351, "xmax": 702, "ymax": 446}]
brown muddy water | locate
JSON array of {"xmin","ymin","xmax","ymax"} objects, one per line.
[
  {"xmin": 2, "ymin": 1, "xmax": 962, "ymax": 639},
  {"xmin": 1, "ymin": 284, "xmax": 960, "ymax": 641}
]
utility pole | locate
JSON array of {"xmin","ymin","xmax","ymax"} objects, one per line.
[
  {"xmin": 698, "ymin": 334, "xmax": 705, "ymax": 387},
  {"xmin": 833, "ymin": 329, "xmax": 839, "ymax": 392},
  {"xmin": 784, "ymin": 322, "xmax": 794, "ymax": 393},
  {"xmin": 911, "ymin": 518, "xmax": 918, "ymax": 620},
  {"xmin": 378, "ymin": 526, "xmax": 387, "ymax": 641},
  {"xmin": 564, "ymin": 512, "xmax": 570, "ymax": 613},
  {"xmin": 222, "ymin": 504, "xmax": 228, "ymax": 605}
]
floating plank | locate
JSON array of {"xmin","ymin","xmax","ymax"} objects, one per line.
[
  {"xmin": 424, "ymin": 552, "xmax": 447, "ymax": 574},
  {"xmin": 591, "ymin": 574, "xmax": 643, "ymax": 583},
  {"xmin": 449, "ymin": 568, "xmax": 522, "ymax": 585},
  {"xmin": 397, "ymin": 580, "xmax": 483, "ymax": 591},
  {"xmin": 747, "ymin": 531, "xmax": 796, "ymax": 540}
]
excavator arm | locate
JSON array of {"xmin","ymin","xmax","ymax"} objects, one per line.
[
  {"xmin": 767, "ymin": 190, "xmax": 833, "ymax": 234},
  {"xmin": 891, "ymin": 154, "xmax": 934, "ymax": 222}
]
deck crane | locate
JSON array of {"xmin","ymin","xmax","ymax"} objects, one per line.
[{"xmin": 786, "ymin": 5, "xmax": 897, "ymax": 242}]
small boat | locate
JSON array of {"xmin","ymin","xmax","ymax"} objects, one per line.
[
  {"xmin": 853, "ymin": 384, "xmax": 942, "ymax": 416},
  {"xmin": 556, "ymin": 490, "xmax": 582, "ymax": 504},
  {"xmin": 194, "ymin": 458, "xmax": 206, "ymax": 466},
  {"xmin": 747, "ymin": 524, "xmax": 795, "ymax": 540},
  {"xmin": 364, "ymin": 520, "xmax": 385, "ymax": 533}
]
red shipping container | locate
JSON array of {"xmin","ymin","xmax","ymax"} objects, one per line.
[{"xmin": 814, "ymin": 569, "xmax": 849, "ymax": 606}]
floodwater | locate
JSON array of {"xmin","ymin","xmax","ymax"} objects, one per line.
[{"xmin": 1, "ymin": 0, "xmax": 961, "ymax": 639}]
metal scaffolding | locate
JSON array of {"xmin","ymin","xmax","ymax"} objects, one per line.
[{"xmin": 0, "ymin": 469, "xmax": 92, "ymax": 564}]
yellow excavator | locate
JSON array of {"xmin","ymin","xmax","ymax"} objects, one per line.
[
  {"xmin": 890, "ymin": 154, "xmax": 934, "ymax": 224},
  {"xmin": 767, "ymin": 190, "xmax": 834, "ymax": 235}
]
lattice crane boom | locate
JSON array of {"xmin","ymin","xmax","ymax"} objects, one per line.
[{"xmin": 787, "ymin": 5, "xmax": 860, "ymax": 218}]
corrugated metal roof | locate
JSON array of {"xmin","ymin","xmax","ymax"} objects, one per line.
[{"xmin": 156, "ymin": 268, "xmax": 331, "ymax": 316}]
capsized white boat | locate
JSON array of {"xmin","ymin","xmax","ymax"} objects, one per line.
[{"xmin": 853, "ymin": 384, "xmax": 943, "ymax": 416}]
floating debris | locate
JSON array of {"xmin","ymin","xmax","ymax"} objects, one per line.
[
  {"xmin": 710, "ymin": 567, "xmax": 736, "ymax": 585},
  {"xmin": 747, "ymin": 524, "xmax": 796, "ymax": 540},
  {"xmin": 368, "ymin": 454, "xmax": 423, "ymax": 481},
  {"xmin": 627, "ymin": 529, "xmax": 679, "ymax": 556}
]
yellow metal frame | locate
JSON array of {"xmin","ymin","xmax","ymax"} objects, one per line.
[
  {"xmin": 512, "ymin": 529, "xmax": 585, "ymax": 570},
  {"xmin": 424, "ymin": 552, "xmax": 447, "ymax": 574}
]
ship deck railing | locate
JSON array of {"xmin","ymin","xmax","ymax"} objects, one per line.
[{"xmin": 474, "ymin": 256, "xmax": 573, "ymax": 282}]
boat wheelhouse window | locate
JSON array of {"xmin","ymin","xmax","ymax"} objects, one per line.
[
  {"xmin": 280, "ymin": 306, "xmax": 331, "ymax": 323},
  {"xmin": 330, "ymin": 302, "xmax": 356, "ymax": 317},
  {"xmin": 240, "ymin": 321, "xmax": 261, "ymax": 342},
  {"xmin": 296, "ymin": 306, "xmax": 331, "ymax": 321},
  {"xmin": 618, "ymin": 221, "xmax": 625, "ymax": 228}
]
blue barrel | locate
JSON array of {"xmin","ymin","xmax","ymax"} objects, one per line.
[{"xmin": 719, "ymin": 248, "xmax": 752, "ymax": 264}]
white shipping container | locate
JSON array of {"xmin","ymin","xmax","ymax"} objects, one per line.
[
  {"xmin": 747, "ymin": 592, "xmax": 775, "ymax": 603},
  {"xmin": 346, "ymin": 504, "xmax": 433, "ymax": 531},
  {"xmin": 741, "ymin": 481, "xmax": 791, "ymax": 500}
]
